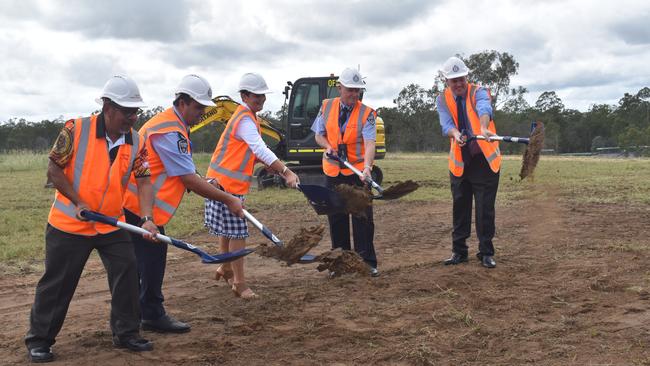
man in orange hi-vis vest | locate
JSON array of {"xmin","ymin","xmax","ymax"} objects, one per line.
[
  {"xmin": 25, "ymin": 76, "xmax": 159, "ymax": 362},
  {"xmin": 205, "ymin": 72, "xmax": 299, "ymax": 299},
  {"xmin": 311, "ymin": 67, "xmax": 380, "ymax": 277},
  {"xmin": 436, "ymin": 56, "xmax": 501, "ymax": 269},
  {"xmin": 122, "ymin": 75, "xmax": 244, "ymax": 333}
]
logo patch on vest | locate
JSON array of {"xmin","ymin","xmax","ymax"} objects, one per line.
[{"xmin": 177, "ymin": 136, "xmax": 189, "ymax": 154}]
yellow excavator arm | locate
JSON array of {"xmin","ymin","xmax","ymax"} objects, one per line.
[{"xmin": 190, "ymin": 96, "xmax": 283, "ymax": 143}]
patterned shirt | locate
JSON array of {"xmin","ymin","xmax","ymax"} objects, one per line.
[{"xmin": 49, "ymin": 115, "xmax": 150, "ymax": 178}]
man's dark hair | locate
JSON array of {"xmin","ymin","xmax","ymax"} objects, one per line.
[{"xmin": 173, "ymin": 93, "xmax": 193, "ymax": 107}]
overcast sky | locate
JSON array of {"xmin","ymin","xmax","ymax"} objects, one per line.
[{"xmin": 1, "ymin": 0, "xmax": 649, "ymax": 122}]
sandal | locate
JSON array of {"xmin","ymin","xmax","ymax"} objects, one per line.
[
  {"xmin": 214, "ymin": 266, "xmax": 234, "ymax": 285},
  {"xmin": 231, "ymin": 283, "xmax": 258, "ymax": 299}
]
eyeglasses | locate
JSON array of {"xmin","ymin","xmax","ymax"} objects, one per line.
[{"xmin": 111, "ymin": 102, "xmax": 141, "ymax": 117}]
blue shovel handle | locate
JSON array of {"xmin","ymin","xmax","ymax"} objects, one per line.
[{"xmin": 80, "ymin": 210, "xmax": 252, "ymax": 264}]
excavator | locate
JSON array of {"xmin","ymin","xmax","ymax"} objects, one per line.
[{"xmin": 190, "ymin": 75, "xmax": 386, "ymax": 188}]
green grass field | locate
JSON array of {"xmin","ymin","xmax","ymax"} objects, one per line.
[{"xmin": 1, "ymin": 151, "xmax": 649, "ymax": 270}]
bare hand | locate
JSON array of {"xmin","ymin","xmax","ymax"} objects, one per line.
[
  {"xmin": 283, "ymin": 169, "xmax": 300, "ymax": 188},
  {"xmin": 361, "ymin": 167, "xmax": 372, "ymax": 182},
  {"xmin": 227, "ymin": 196, "xmax": 245, "ymax": 218},
  {"xmin": 453, "ymin": 130, "xmax": 466, "ymax": 147},
  {"xmin": 141, "ymin": 220, "xmax": 160, "ymax": 242},
  {"xmin": 324, "ymin": 147, "xmax": 336, "ymax": 159},
  {"xmin": 481, "ymin": 127, "xmax": 496, "ymax": 142}
]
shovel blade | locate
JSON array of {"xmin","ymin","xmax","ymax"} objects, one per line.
[
  {"xmin": 298, "ymin": 184, "xmax": 346, "ymax": 215},
  {"xmin": 201, "ymin": 248, "xmax": 255, "ymax": 264}
]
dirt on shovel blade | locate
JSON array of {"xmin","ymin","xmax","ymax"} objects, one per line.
[
  {"xmin": 519, "ymin": 121, "xmax": 545, "ymax": 180},
  {"xmin": 256, "ymin": 225, "xmax": 325, "ymax": 265},
  {"xmin": 315, "ymin": 248, "xmax": 370, "ymax": 277},
  {"xmin": 381, "ymin": 180, "xmax": 420, "ymax": 199},
  {"xmin": 334, "ymin": 184, "xmax": 372, "ymax": 216}
]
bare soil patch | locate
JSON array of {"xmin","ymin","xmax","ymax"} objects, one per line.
[{"xmin": 2, "ymin": 182, "xmax": 650, "ymax": 365}]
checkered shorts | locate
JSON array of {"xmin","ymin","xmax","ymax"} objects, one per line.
[{"xmin": 204, "ymin": 195, "xmax": 248, "ymax": 239}]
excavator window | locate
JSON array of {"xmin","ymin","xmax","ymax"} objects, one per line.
[{"xmin": 290, "ymin": 82, "xmax": 321, "ymax": 140}]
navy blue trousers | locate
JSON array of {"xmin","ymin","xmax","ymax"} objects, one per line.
[
  {"xmin": 449, "ymin": 155, "xmax": 500, "ymax": 257},
  {"xmin": 326, "ymin": 173, "xmax": 377, "ymax": 268},
  {"xmin": 125, "ymin": 209, "xmax": 167, "ymax": 321}
]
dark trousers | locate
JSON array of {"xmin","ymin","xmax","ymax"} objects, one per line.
[
  {"xmin": 25, "ymin": 224, "xmax": 141, "ymax": 349},
  {"xmin": 326, "ymin": 174, "xmax": 377, "ymax": 268},
  {"xmin": 124, "ymin": 209, "xmax": 167, "ymax": 321},
  {"xmin": 450, "ymin": 155, "xmax": 500, "ymax": 257}
]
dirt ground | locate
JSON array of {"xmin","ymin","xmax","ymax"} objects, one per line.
[{"xmin": 2, "ymin": 182, "xmax": 650, "ymax": 365}]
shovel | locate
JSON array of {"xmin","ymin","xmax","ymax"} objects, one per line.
[
  {"xmin": 296, "ymin": 183, "xmax": 346, "ymax": 215},
  {"xmin": 325, "ymin": 153, "xmax": 419, "ymax": 200},
  {"xmin": 243, "ymin": 209, "xmax": 317, "ymax": 263},
  {"xmin": 80, "ymin": 210, "xmax": 253, "ymax": 264},
  {"xmin": 464, "ymin": 121, "xmax": 545, "ymax": 180}
]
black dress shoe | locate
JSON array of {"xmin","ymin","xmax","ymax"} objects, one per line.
[
  {"xmin": 482, "ymin": 255, "xmax": 496, "ymax": 268},
  {"xmin": 28, "ymin": 346, "xmax": 53, "ymax": 363},
  {"xmin": 142, "ymin": 314, "xmax": 191, "ymax": 333},
  {"xmin": 112, "ymin": 336, "xmax": 153, "ymax": 352},
  {"xmin": 444, "ymin": 253, "xmax": 468, "ymax": 265}
]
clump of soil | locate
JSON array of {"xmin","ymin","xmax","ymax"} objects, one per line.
[
  {"xmin": 381, "ymin": 180, "xmax": 420, "ymax": 200},
  {"xmin": 334, "ymin": 184, "xmax": 372, "ymax": 216},
  {"xmin": 315, "ymin": 248, "xmax": 370, "ymax": 277},
  {"xmin": 520, "ymin": 121, "xmax": 545, "ymax": 180},
  {"xmin": 256, "ymin": 225, "xmax": 325, "ymax": 265}
]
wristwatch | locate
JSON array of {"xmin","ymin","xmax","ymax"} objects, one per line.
[{"xmin": 139, "ymin": 216, "xmax": 153, "ymax": 226}]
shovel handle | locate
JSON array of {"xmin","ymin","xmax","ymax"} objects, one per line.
[
  {"xmin": 473, "ymin": 135, "xmax": 530, "ymax": 144},
  {"xmin": 243, "ymin": 209, "xmax": 284, "ymax": 247},
  {"xmin": 325, "ymin": 153, "xmax": 383, "ymax": 194}
]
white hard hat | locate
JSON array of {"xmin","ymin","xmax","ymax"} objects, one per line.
[
  {"xmin": 96, "ymin": 75, "xmax": 146, "ymax": 108},
  {"xmin": 338, "ymin": 67, "xmax": 366, "ymax": 89},
  {"xmin": 238, "ymin": 73, "xmax": 272, "ymax": 94},
  {"xmin": 174, "ymin": 74, "xmax": 216, "ymax": 107},
  {"xmin": 440, "ymin": 56, "xmax": 470, "ymax": 79}
]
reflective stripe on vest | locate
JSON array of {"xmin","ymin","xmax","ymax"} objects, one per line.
[
  {"xmin": 122, "ymin": 108, "xmax": 190, "ymax": 226},
  {"xmin": 49, "ymin": 115, "xmax": 136, "ymax": 235},
  {"xmin": 206, "ymin": 106, "xmax": 258, "ymax": 194},
  {"xmin": 441, "ymin": 84, "xmax": 501, "ymax": 176},
  {"xmin": 321, "ymin": 98, "xmax": 372, "ymax": 176}
]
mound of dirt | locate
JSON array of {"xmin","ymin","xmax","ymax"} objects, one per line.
[
  {"xmin": 256, "ymin": 225, "xmax": 325, "ymax": 265},
  {"xmin": 381, "ymin": 180, "xmax": 420, "ymax": 200},
  {"xmin": 520, "ymin": 121, "xmax": 545, "ymax": 180},
  {"xmin": 334, "ymin": 184, "xmax": 372, "ymax": 216},
  {"xmin": 315, "ymin": 248, "xmax": 370, "ymax": 277}
]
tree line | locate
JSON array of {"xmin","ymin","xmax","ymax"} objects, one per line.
[{"xmin": 1, "ymin": 50, "xmax": 649, "ymax": 155}]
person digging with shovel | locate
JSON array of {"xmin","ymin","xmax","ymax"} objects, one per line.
[
  {"xmin": 122, "ymin": 74, "xmax": 244, "ymax": 334},
  {"xmin": 436, "ymin": 56, "xmax": 501, "ymax": 269},
  {"xmin": 205, "ymin": 72, "xmax": 300, "ymax": 299},
  {"xmin": 311, "ymin": 67, "xmax": 380, "ymax": 277},
  {"xmin": 25, "ymin": 75, "xmax": 159, "ymax": 362}
]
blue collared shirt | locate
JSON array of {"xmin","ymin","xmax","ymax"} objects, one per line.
[
  {"xmin": 311, "ymin": 100, "xmax": 376, "ymax": 140},
  {"xmin": 148, "ymin": 106, "xmax": 196, "ymax": 177},
  {"xmin": 437, "ymin": 87, "xmax": 492, "ymax": 136}
]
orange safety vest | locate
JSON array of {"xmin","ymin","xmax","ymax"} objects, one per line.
[
  {"xmin": 123, "ymin": 108, "xmax": 190, "ymax": 226},
  {"xmin": 206, "ymin": 105, "xmax": 259, "ymax": 195},
  {"xmin": 321, "ymin": 98, "xmax": 375, "ymax": 177},
  {"xmin": 48, "ymin": 115, "xmax": 142, "ymax": 236},
  {"xmin": 441, "ymin": 84, "xmax": 501, "ymax": 177}
]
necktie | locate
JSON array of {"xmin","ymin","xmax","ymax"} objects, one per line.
[
  {"xmin": 456, "ymin": 96, "xmax": 481, "ymax": 157},
  {"xmin": 456, "ymin": 96, "xmax": 468, "ymax": 132},
  {"xmin": 339, "ymin": 106, "xmax": 350, "ymax": 129}
]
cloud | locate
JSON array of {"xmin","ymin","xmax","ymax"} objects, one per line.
[
  {"xmin": 38, "ymin": 0, "xmax": 191, "ymax": 42},
  {"xmin": 609, "ymin": 15, "xmax": 650, "ymax": 45}
]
